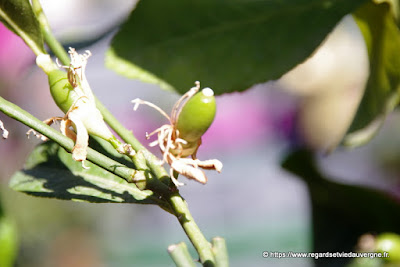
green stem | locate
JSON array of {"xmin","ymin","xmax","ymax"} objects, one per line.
[
  {"xmin": 169, "ymin": 193, "xmax": 215, "ymax": 266},
  {"xmin": 168, "ymin": 242, "xmax": 196, "ymax": 267},
  {"xmin": 0, "ymin": 96, "xmax": 130, "ymax": 180},
  {"xmin": 106, "ymin": 136, "xmax": 171, "ymax": 195},
  {"xmin": 31, "ymin": 0, "xmax": 70, "ymax": 65},
  {"xmin": 212, "ymin": 237, "xmax": 229, "ymax": 267}
]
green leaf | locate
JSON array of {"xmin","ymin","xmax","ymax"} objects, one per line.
[
  {"xmin": 282, "ymin": 149, "xmax": 400, "ymax": 266},
  {"xmin": 345, "ymin": 1, "xmax": 400, "ymax": 147},
  {"xmin": 0, "ymin": 0, "xmax": 45, "ymax": 55},
  {"xmin": 9, "ymin": 141, "xmax": 165, "ymax": 205},
  {"xmin": 106, "ymin": 0, "xmax": 367, "ymax": 95}
]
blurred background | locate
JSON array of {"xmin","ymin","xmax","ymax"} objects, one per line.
[{"xmin": 1, "ymin": 1, "xmax": 400, "ymax": 266}]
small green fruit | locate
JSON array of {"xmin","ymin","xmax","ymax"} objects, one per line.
[
  {"xmin": 48, "ymin": 69, "xmax": 78, "ymax": 114},
  {"xmin": 376, "ymin": 233, "xmax": 400, "ymax": 262},
  {"xmin": 176, "ymin": 88, "xmax": 216, "ymax": 143},
  {"xmin": 0, "ymin": 217, "xmax": 18, "ymax": 267}
]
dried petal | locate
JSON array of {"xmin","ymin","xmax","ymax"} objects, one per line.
[
  {"xmin": 60, "ymin": 119, "xmax": 77, "ymax": 141},
  {"xmin": 195, "ymin": 159, "xmax": 223, "ymax": 173},
  {"xmin": 68, "ymin": 111, "xmax": 89, "ymax": 161},
  {"xmin": 170, "ymin": 160, "xmax": 207, "ymax": 184}
]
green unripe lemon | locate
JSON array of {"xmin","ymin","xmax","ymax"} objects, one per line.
[
  {"xmin": 48, "ymin": 69, "xmax": 78, "ymax": 114},
  {"xmin": 176, "ymin": 88, "xmax": 216, "ymax": 143},
  {"xmin": 376, "ymin": 233, "xmax": 400, "ymax": 262},
  {"xmin": 0, "ymin": 217, "xmax": 18, "ymax": 267}
]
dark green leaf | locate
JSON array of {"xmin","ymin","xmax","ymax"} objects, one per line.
[
  {"xmin": 345, "ymin": 1, "xmax": 400, "ymax": 146},
  {"xmin": 282, "ymin": 149, "xmax": 400, "ymax": 266},
  {"xmin": 0, "ymin": 0, "xmax": 44, "ymax": 53},
  {"xmin": 9, "ymin": 141, "xmax": 164, "ymax": 205},
  {"xmin": 106, "ymin": 0, "xmax": 367, "ymax": 94}
]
